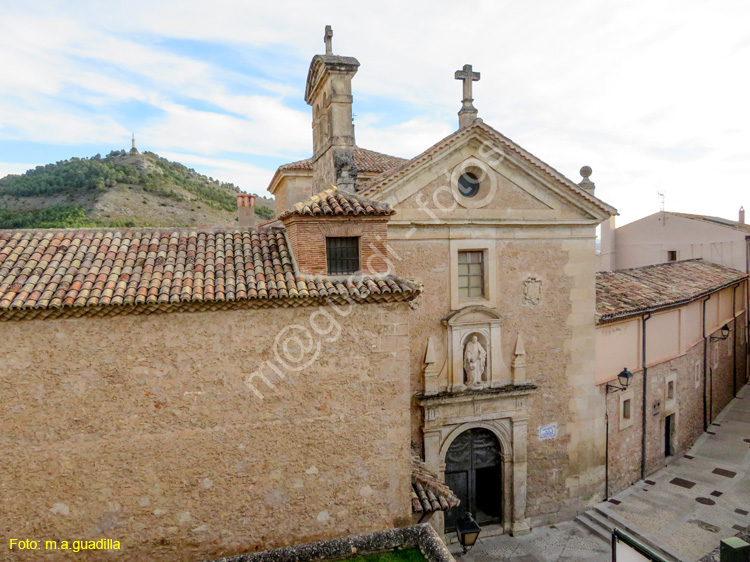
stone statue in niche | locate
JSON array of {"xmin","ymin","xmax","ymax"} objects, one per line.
[{"xmin": 463, "ymin": 335, "xmax": 487, "ymax": 388}]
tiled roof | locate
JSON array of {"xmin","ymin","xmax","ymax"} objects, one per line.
[
  {"xmin": 278, "ymin": 186, "xmax": 394, "ymax": 219},
  {"xmin": 667, "ymin": 212, "xmax": 750, "ymax": 235},
  {"xmin": 411, "ymin": 457, "xmax": 460, "ymax": 514},
  {"xmin": 596, "ymin": 259, "xmax": 747, "ymax": 323},
  {"xmin": 0, "ymin": 227, "xmax": 420, "ymax": 321},
  {"xmin": 278, "ymin": 147, "xmax": 407, "ymax": 174}
]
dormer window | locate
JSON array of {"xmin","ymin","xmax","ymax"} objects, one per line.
[{"xmin": 326, "ymin": 237, "xmax": 360, "ymax": 274}]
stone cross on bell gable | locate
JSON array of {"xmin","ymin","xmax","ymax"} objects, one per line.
[
  {"xmin": 455, "ymin": 64, "xmax": 480, "ymax": 128},
  {"xmin": 324, "ymin": 25, "xmax": 333, "ymax": 55}
]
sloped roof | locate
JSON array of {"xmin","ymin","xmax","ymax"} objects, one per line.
[
  {"xmin": 278, "ymin": 186, "xmax": 394, "ymax": 220},
  {"xmin": 279, "ymin": 147, "xmax": 406, "ymax": 175},
  {"xmin": 359, "ymin": 120, "xmax": 617, "ymax": 218},
  {"xmin": 667, "ymin": 212, "xmax": 750, "ymax": 235},
  {"xmin": 411, "ymin": 457, "xmax": 460, "ymax": 514},
  {"xmin": 596, "ymin": 259, "xmax": 747, "ymax": 323},
  {"xmin": 0, "ymin": 227, "xmax": 420, "ymax": 321}
]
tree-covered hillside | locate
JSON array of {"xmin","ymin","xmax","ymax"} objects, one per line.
[{"xmin": 0, "ymin": 149, "xmax": 274, "ymax": 229}]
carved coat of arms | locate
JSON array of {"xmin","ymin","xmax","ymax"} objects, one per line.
[{"xmin": 523, "ymin": 277, "xmax": 542, "ymax": 306}]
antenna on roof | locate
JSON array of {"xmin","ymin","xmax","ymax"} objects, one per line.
[{"xmin": 658, "ymin": 191, "xmax": 665, "ymax": 212}]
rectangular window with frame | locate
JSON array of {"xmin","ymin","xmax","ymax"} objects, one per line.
[
  {"xmin": 458, "ymin": 250, "xmax": 484, "ymax": 299},
  {"xmin": 326, "ymin": 237, "xmax": 360, "ymax": 274},
  {"xmin": 619, "ymin": 389, "xmax": 634, "ymax": 430},
  {"xmin": 667, "ymin": 250, "xmax": 678, "ymax": 262}
]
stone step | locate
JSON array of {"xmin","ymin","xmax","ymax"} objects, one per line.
[
  {"xmin": 593, "ymin": 504, "xmax": 684, "ymax": 562},
  {"xmin": 574, "ymin": 510, "xmax": 612, "ymax": 542}
]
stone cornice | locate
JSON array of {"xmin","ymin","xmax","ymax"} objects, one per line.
[{"xmin": 415, "ymin": 383, "xmax": 538, "ymax": 406}]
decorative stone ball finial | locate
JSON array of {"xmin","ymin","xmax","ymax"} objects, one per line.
[{"xmin": 578, "ymin": 165, "xmax": 595, "ymax": 194}]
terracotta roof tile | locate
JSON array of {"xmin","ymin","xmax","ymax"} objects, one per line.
[
  {"xmin": 278, "ymin": 186, "xmax": 394, "ymax": 219},
  {"xmin": 0, "ymin": 227, "xmax": 420, "ymax": 321},
  {"xmin": 596, "ymin": 259, "xmax": 747, "ymax": 323},
  {"xmin": 279, "ymin": 147, "xmax": 406, "ymax": 174},
  {"xmin": 411, "ymin": 457, "xmax": 460, "ymax": 513}
]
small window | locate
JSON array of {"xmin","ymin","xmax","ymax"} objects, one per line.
[
  {"xmin": 458, "ymin": 251, "xmax": 484, "ymax": 298},
  {"xmin": 667, "ymin": 250, "xmax": 677, "ymax": 262},
  {"xmin": 667, "ymin": 380, "xmax": 675, "ymax": 400},
  {"xmin": 457, "ymin": 172, "xmax": 480, "ymax": 198},
  {"xmin": 622, "ymin": 398, "xmax": 631, "ymax": 420},
  {"xmin": 326, "ymin": 237, "xmax": 359, "ymax": 274}
]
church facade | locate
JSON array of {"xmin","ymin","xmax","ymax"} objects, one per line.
[
  {"xmin": 3, "ymin": 25, "xmax": 747, "ymax": 562},
  {"xmin": 267, "ymin": 27, "xmax": 617, "ymax": 536}
]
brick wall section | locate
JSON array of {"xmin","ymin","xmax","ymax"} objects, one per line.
[
  {"xmin": 0, "ymin": 302, "xmax": 412, "ymax": 561},
  {"xmin": 283, "ymin": 216, "xmax": 392, "ymax": 275},
  {"xmin": 605, "ymin": 311, "xmax": 747, "ymax": 496}
]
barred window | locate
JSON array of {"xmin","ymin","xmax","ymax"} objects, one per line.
[
  {"xmin": 458, "ymin": 250, "xmax": 484, "ymax": 298},
  {"xmin": 326, "ymin": 237, "xmax": 360, "ymax": 274}
]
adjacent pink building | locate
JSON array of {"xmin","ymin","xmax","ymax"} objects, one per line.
[
  {"xmin": 595, "ymin": 259, "xmax": 748, "ymax": 495},
  {"xmin": 598, "ymin": 209, "xmax": 749, "ymax": 273}
]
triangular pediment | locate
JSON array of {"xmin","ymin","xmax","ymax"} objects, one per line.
[{"xmin": 360, "ymin": 120, "xmax": 616, "ymax": 224}]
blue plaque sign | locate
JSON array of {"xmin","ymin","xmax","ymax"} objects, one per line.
[{"xmin": 539, "ymin": 424, "xmax": 557, "ymax": 440}]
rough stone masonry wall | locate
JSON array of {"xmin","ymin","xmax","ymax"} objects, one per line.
[
  {"xmin": 527, "ymin": 236, "xmax": 604, "ymax": 525},
  {"xmin": 0, "ymin": 302, "xmax": 412, "ymax": 562},
  {"xmin": 710, "ymin": 313, "xmax": 746, "ymax": 421},
  {"xmin": 605, "ymin": 311, "xmax": 746, "ymax": 496},
  {"xmin": 391, "ymin": 232, "xmax": 604, "ymax": 524}
]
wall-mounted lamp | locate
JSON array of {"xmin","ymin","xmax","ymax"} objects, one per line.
[
  {"xmin": 455, "ymin": 512, "xmax": 481, "ymax": 554},
  {"xmin": 606, "ymin": 367, "xmax": 633, "ymax": 393},
  {"xmin": 710, "ymin": 324, "xmax": 730, "ymax": 342}
]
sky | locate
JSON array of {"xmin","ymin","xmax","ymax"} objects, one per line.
[{"xmin": 1, "ymin": 0, "xmax": 749, "ymax": 226}]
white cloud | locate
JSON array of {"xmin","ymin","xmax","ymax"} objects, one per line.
[
  {"xmin": 0, "ymin": 0, "xmax": 749, "ymax": 227},
  {"xmin": 356, "ymin": 117, "xmax": 453, "ymax": 159},
  {"xmin": 0, "ymin": 163, "xmax": 41, "ymax": 179},
  {"xmin": 156, "ymin": 151, "xmax": 275, "ymax": 195}
]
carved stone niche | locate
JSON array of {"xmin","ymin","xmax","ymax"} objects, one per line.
[{"xmin": 442, "ymin": 306, "xmax": 510, "ymax": 392}]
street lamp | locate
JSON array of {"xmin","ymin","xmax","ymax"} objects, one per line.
[
  {"xmin": 455, "ymin": 512, "xmax": 481, "ymax": 554},
  {"xmin": 606, "ymin": 367, "xmax": 633, "ymax": 393},
  {"xmin": 710, "ymin": 324, "xmax": 730, "ymax": 342}
]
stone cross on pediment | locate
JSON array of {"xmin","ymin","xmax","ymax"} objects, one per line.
[
  {"xmin": 454, "ymin": 64, "xmax": 480, "ymax": 128},
  {"xmin": 324, "ymin": 25, "xmax": 333, "ymax": 55},
  {"xmin": 455, "ymin": 64, "xmax": 480, "ymax": 104}
]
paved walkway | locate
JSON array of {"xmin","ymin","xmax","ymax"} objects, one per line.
[{"xmin": 450, "ymin": 384, "xmax": 750, "ymax": 562}]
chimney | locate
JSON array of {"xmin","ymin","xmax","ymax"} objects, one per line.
[
  {"xmin": 740, "ymin": 206, "xmax": 745, "ymax": 224},
  {"xmin": 237, "ymin": 193, "xmax": 256, "ymax": 228}
]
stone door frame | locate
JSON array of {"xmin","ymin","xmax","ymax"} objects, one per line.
[{"xmin": 421, "ymin": 411, "xmax": 531, "ymax": 537}]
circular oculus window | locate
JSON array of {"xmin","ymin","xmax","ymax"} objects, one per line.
[{"xmin": 457, "ymin": 172, "xmax": 481, "ymax": 198}]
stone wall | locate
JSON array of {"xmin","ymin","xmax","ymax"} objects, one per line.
[
  {"xmin": 604, "ymin": 312, "xmax": 747, "ymax": 496},
  {"xmin": 390, "ymin": 226, "xmax": 605, "ymax": 526},
  {"xmin": 0, "ymin": 302, "xmax": 412, "ymax": 561}
]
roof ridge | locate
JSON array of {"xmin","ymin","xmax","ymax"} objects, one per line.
[
  {"xmin": 278, "ymin": 185, "xmax": 393, "ymax": 220},
  {"xmin": 596, "ymin": 260, "xmax": 747, "ymax": 323}
]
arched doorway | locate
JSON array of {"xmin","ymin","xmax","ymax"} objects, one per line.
[{"xmin": 444, "ymin": 428, "xmax": 503, "ymax": 531}]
